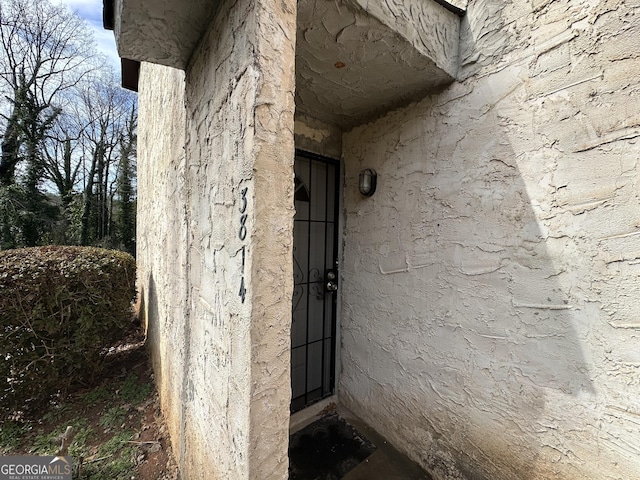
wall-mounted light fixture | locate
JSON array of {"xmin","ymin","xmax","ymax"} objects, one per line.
[{"xmin": 359, "ymin": 168, "xmax": 377, "ymax": 196}]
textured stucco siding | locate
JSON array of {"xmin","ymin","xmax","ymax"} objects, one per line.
[
  {"xmin": 348, "ymin": 0, "xmax": 459, "ymax": 77},
  {"xmin": 137, "ymin": 0, "xmax": 296, "ymax": 475},
  {"xmin": 340, "ymin": 1, "xmax": 640, "ymax": 479},
  {"xmin": 294, "ymin": 113, "xmax": 343, "ymax": 159},
  {"xmin": 114, "ymin": 0, "xmax": 217, "ymax": 69},
  {"xmin": 137, "ymin": 62, "xmax": 187, "ymax": 464}
]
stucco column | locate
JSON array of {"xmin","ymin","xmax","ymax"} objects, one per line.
[
  {"xmin": 171, "ymin": 0, "xmax": 296, "ymax": 476},
  {"xmin": 247, "ymin": 0, "xmax": 297, "ymax": 476},
  {"xmin": 129, "ymin": 0, "xmax": 295, "ymax": 474}
]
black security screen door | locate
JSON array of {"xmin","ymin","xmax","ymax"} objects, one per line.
[{"xmin": 291, "ymin": 150, "xmax": 340, "ymax": 413}]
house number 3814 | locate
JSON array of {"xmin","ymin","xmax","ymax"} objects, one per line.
[{"xmin": 238, "ymin": 186, "xmax": 248, "ymax": 303}]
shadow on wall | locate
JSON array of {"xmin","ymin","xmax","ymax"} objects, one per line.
[
  {"xmin": 139, "ymin": 274, "xmax": 162, "ymax": 389},
  {"xmin": 340, "ymin": 3, "xmax": 596, "ymax": 479}
]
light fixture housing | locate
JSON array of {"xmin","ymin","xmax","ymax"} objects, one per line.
[{"xmin": 359, "ymin": 168, "xmax": 377, "ymax": 196}]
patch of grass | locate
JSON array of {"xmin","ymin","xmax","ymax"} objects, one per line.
[
  {"xmin": 68, "ymin": 422, "xmax": 94, "ymax": 459},
  {"xmin": 0, "ymin": 421, "xmax": 30, "ymax": 453},
  {"xmin": 0, "ymin": 336, "xmax": 173, "ymax": 479},
  {"xmin": 29, "ymin": 431, "xmax": 57, "ymax": 455},
  {"xmin": 78, "ymin": 431, "xmax": 139, "ymax": 480},
  {"xmin": 41, "ymin": 404, "xmax": 71, "ymax": 423},
  {"xmin": 29, "ymin": 418, "xmax": 93, "ymax": 457},
  {"xmin": 118, "ymin": 373, "xmax": 152, "ymax": 405},
  {"xmin": 99, "ymin": 406, "xmax": 127, "ymax": 428},
  {"xmin": 82, "ymin": 385, "xmax": 112, "ymax": 406},
  {"xmin": 97, "ymin": 430, "xmax": 134, "ymax": 457}
]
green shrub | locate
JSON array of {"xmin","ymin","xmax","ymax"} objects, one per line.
[{"xmin": 0, "ymin": 246, "xmax": 136, "ymax": 413}]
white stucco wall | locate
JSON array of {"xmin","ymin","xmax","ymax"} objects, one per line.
[
  {"xmin": 137, "ymin": 62, "xmax": 187, "ymax": 462},
  {"xmin": 349, "ymin": 0, "xmax": 459, "ymax": 77},
  {"xmin": 340, "ymin": 1, "xmax": 640, "ymax": 479},
  {"xmin": 136, "ymin": 0, "xmax": 296, "ymax": 475}
]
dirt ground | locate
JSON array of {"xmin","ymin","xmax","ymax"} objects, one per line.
[
  {"xmin": 0, "ymin": 330, "xmax": 180, "ymax": 479},
  {"xmin": 116, "ymin": 339, "xmax": 180, "ymax": 480}
]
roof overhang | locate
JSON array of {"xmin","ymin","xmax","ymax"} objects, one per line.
[
  {"xmin": 103, "ymin": 0, "xmax": 218, "ymax": 70},
  {"xmin": 105, "ymin": 0, "xmax": 464, "ymax": 125}
]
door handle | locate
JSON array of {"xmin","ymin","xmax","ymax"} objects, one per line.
[{"xmin": 325, "ymin": 269, "xmax": 338, "ymax": 293}]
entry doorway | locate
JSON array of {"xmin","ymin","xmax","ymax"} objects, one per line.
[{"xmin": 291, "ymin": 150, "xmax": 340, "ymax": 412}]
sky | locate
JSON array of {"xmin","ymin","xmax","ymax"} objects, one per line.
[{"xmin": 53, "ymin": 0, "xmax": 121, "ymax": 72}]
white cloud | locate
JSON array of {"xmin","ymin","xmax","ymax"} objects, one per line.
[
  {"xmin": 52, "ymin": 0, "xmax": 121, "ymax": 72},
  {"xmin": 57, "ymin": 0, "xmax": 102, "ymax": 22},
  {"xmin": 93, "ymin": 27, "xmax": 121, "ymax": 72}
]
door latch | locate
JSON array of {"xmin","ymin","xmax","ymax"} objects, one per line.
[{"xmin": 325, "ymin": 270, "xmax": 338, "ymax": 292}]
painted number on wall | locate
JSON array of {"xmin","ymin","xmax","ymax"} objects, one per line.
[{"xmin": 239, "ymin": 186, "xmax": 248, "ymax": 303}]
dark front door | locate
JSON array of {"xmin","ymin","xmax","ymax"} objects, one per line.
[{"xmin": 291, "ymin": 151, "xmax": 340, "ymax": 412}]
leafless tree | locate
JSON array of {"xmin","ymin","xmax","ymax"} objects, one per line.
[
  {"xmin": 0, "ymin": 0, "xmax": 138, "ymax": 250},
  {"xmin": 0, "ymin": 0, "xmax": 97, "ymax": 186},
  {"xmin": 76, "ymin": 73, "xmax": 136, "ymax": 246},
  {"xmin": 0, "ymin": 0, "xmax": 102, "ymax": 247},
  {"xmin": 41, "ymin": 100, "xmax": 86, "ymax": 205}
]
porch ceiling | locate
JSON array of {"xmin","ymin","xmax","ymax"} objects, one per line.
[{"xmin": 295, "ymin": 0, "xmax": 461, "ymax": 129}]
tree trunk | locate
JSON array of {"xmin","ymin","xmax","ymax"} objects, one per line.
[
  {"xmin": 0, "ymin": 104, "xmax": 22, "ymax": 186},
  {"xmin": 80, "ymin": 144, "xmax": 99, "ymax": 245}
]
